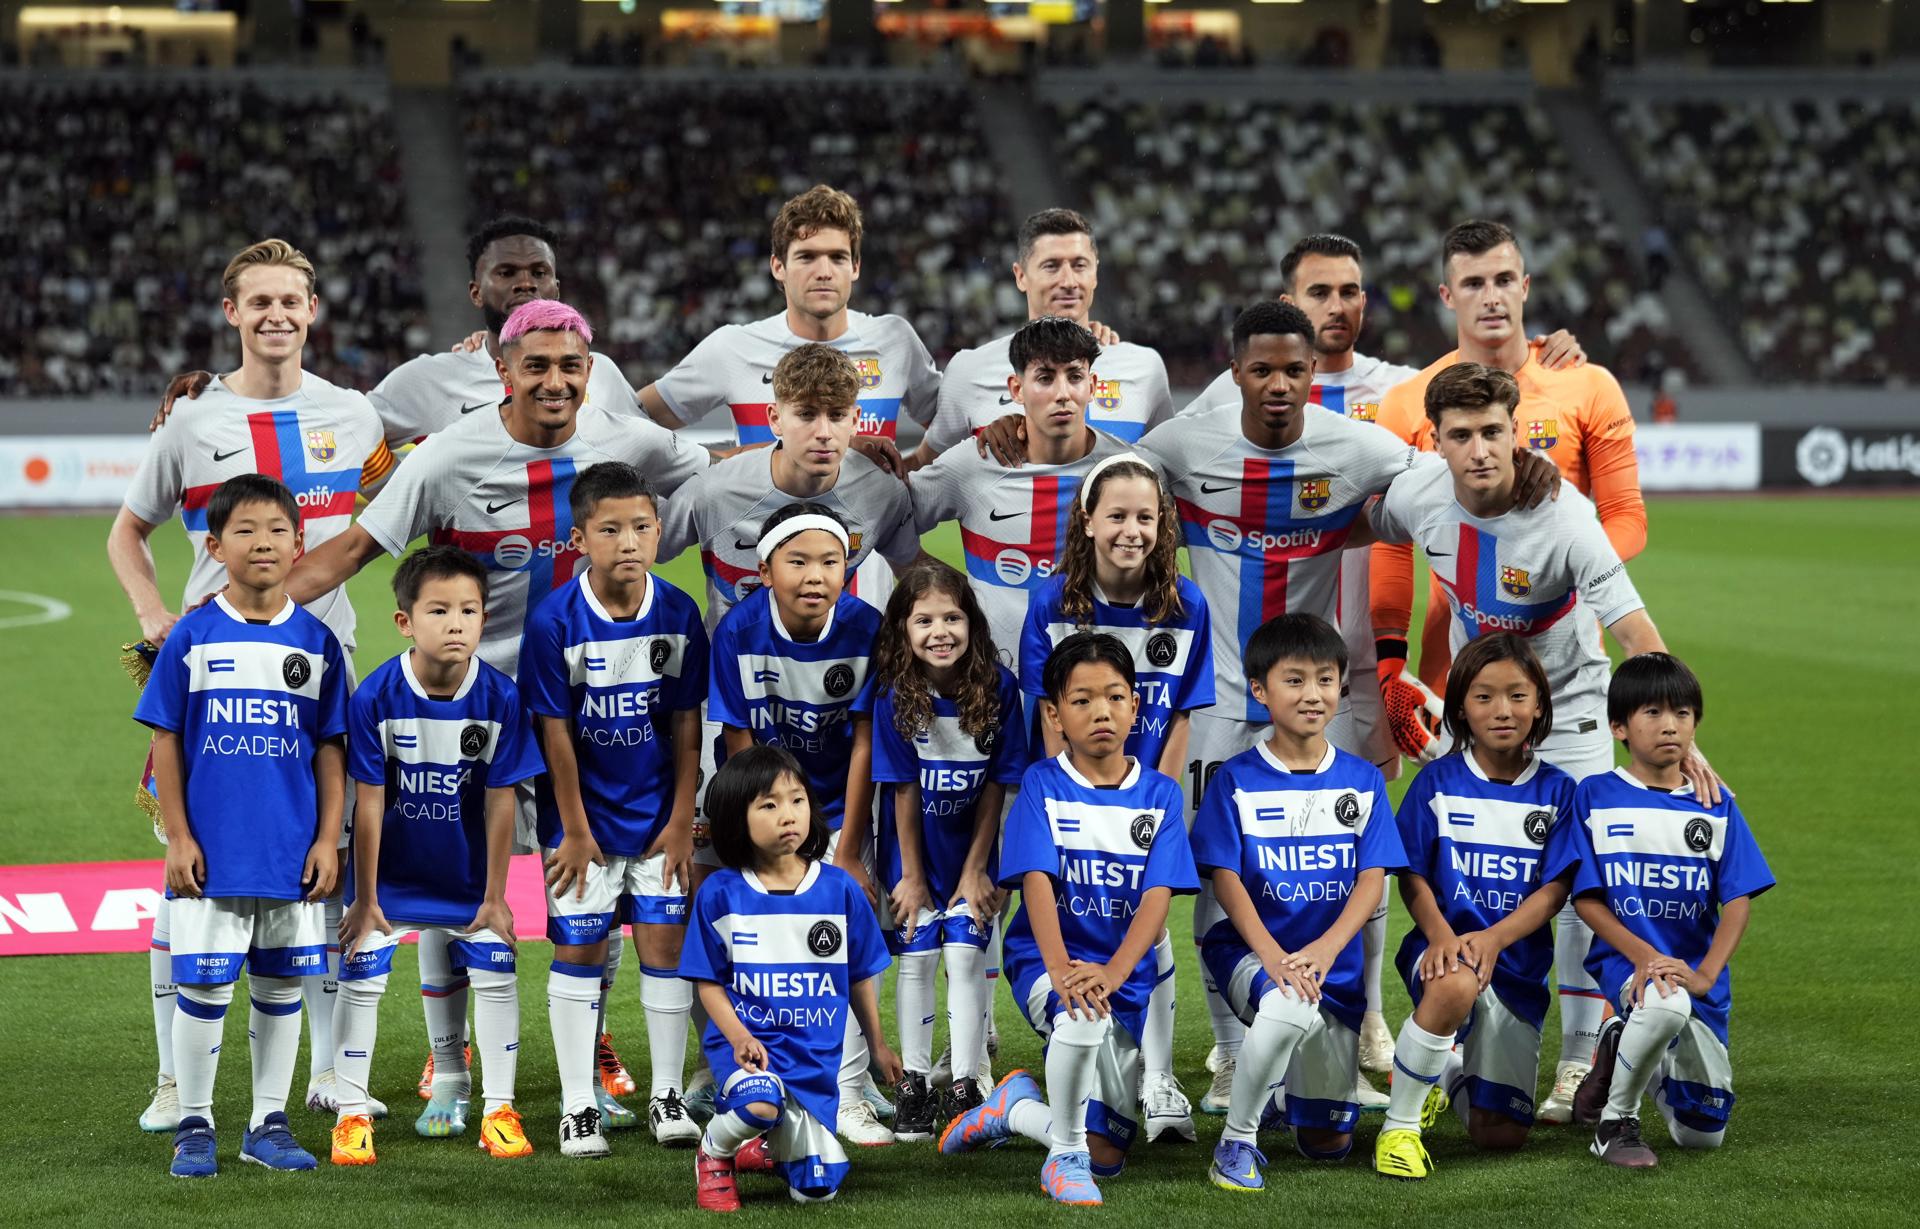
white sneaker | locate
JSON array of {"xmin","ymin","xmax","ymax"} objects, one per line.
[
  {"xmin": 140, "ymin": 1075, "xmax": 181, "ymax": 1133},
  {"xmin": 1142, "ymin": 1072, "xmax": 1196, "ymax": 1142},
  {"xmin": 1537, "ymin": 1060, "xmax": 1590, "ymax": 1125},
  {"xmin": 1200, "ymin": 1055, "xmax": 1235, "ymax": 1115},
  {"xmin": 836, "ymin": 1099, "xmax": 895, "ymax": 1147},
  {"xmin": 648, "ymin": 1091, "xmax": 701, "ymax": 1148},
  {"xmin": 559, "ymin": 1105, "xmax": 611, "ymax": 1157},
  {"xmin": 1351, "ymin": 1069, "xmax": 1390, "ymax": 1111},
  {"xmin": 1359, "ymin": 1011, "xmax": 1395, "ymax": 1074},
  {"xmin": 305, "ymin": 1069, "xmax": 388, "ymax": 1119},
  {"xmin": 1205, "ymin": 1042, "xmax": 1228, "ymax": 1075}
]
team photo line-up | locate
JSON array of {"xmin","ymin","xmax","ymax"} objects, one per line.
[{"xmin": 107, "ymin": 189, "xmax": 1770, "ymax": 1207}]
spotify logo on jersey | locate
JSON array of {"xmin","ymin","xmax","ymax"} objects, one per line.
[{"xmin": 493, "ymin": 535, "xmax": 533, "ymax": 570}]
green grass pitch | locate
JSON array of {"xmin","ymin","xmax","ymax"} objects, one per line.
[{"xmin": 0, "ymin": 497, "xmax": 1912, "ymax": 1225}]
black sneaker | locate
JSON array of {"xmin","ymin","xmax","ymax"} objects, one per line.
[
  {"xmin": 1573, "ymin": 1018, "xmax": 1626, "ymax": 1127},
  {"xmin": 894, "ymin": 1072, "xmax": 935, "ymax": 1142},
  {"xmin": 1591, "ymin": 1115, "xmax": 1659, "ymax": 1168},
  {"xmin": 941, "ymin": 1076, "xmax": 985, "ymax": 1130}
]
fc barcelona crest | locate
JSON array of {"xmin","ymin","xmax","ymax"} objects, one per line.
[
  {"xmin": 1092, "ymin": 379, "xmax": 1122, "ymax": 412},
  {"xmin": 1501, "ymin": 566, "xmax": 1531, "ymax": 597},
  {"xmin": 306, "ymin": 429, "xmax": 337, "ymax": 462},
  {"xmin": 1349, "ymin": 402, "xmax": 1380, "ymax": 423},
  {"xmin": 1526, "ymin": 418, "xmax": 1559, "ymax": 451},
  {"xmin": 1297, "ymin": 479, "xmax": 1330, "ymax": 511},
  {"xmin": 855, "ymin": 358, "xmax": 883, "ymax": 390}
]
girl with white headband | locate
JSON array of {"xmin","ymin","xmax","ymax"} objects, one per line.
[{"xmin": 1018, "ymin": 451, "xmax": 1215, "ymax": 1145}]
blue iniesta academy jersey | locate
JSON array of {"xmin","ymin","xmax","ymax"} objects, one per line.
[
  {"xmin": 999, "ymin": 755, "xmax": 1199, "ymax": 1037},
  {"xmin": 1019, "ymin": 574, "xmax": 1215, "ymax": 771},
  {"xmin": 864, "ymin": 664, "xmax": 1029, "ymax": 902},
  {"xmin": 133, "ymin": 595, "xmax": 349, "ymax": 901},
  {"xmin": 1394, "ymin": 751, "xmax": 1578, "ymax": 1030},
  {"xmin": 346, "ymin": 652, "xmax": 544, "ymax": 926},
  {"xmin": 678, "ymin": 861, "xmax": 891, "ymax": 1134},
  {"xmin": 1548, "ymin": 768, "xmax": 1774, "ymax": 1045},
  {"xmin": 707, "ymin": 588, "xmax": 881, "ymax": 832},
  {"xmin": 1189, "ymin": 741, "xmax": 1406, "ymax": 1032},
  {"xmin": 520, "ymin": 572, "xmax": 710, "ymax": 857}
]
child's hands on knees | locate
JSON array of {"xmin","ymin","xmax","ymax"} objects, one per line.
[
  {"xmin": 890, "ymin": 875, "xmax": 932, "ymax": 941},
  {"xmin": 1259, "ymin": 954, "xmax": 1320, "ymax": 1003},
  {"xmin": 1630, "ymin": 952, "xmax": 1690, "ymax": 1005},
  {"xmin": 1050, "ymin": 959, "xmax": 1110, "ymax": 1020}
]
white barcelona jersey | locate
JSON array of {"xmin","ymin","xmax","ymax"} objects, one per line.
[
  {"xmin": 924, "ymin": 333, "xmax": 1173, "ymax": 456},
  {"xmin": 369, "ymin": 345, "xmax": 640, "ymax": 446}
]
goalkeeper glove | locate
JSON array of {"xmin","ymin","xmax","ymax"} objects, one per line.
[{"xmin": 1375, "ymin": 638, "xmax": 1445, "ymax": 764}]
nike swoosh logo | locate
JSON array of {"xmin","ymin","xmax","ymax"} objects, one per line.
[
  {"xmin": 734, "ymin": 539, "xmax": 757, "ymax": 551},
  {"xmin": 762, "ymin": 374, "xmax": 775, "ymax": 384},
  {"xmin": 1199, "ymin": 482, "xmax": 1235, "ymax": 494},
  {"xmin": 213, "ymin": 448, "xmax": 244, "ymax": 462},
  {"xmin": 997, "ymin": 395, "xmax": 1014, "ymax": 405},
  {"xmin": 1426, "ymin": 549, "xmax": 1453, "ymax": 557},
  {"xmin": 486, "ymin": 499, "xmax": 524, "ymax": 514},
  {"xmin": 460, "ymin": 401, "xmax": 490, "ymax": 414},
  {"xmin": 988, "ymin": 510, "xmax": 1020, "ymax": 522}
]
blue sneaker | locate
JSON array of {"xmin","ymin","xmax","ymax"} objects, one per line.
[
  {"xmin": 1040, "ymin": 1150, "xmax": 1102, "ymax": 1206},
  {"xmin": 939, "ymin": 1068, "xmax": 1042, "ymax": 1155},
  {"xmin": 415, "ymin": 1091, "xmax": 470, "ymax": 1138},
  {"xmin": 1209, "ymin": 1138, "xmax": 1268, "ymax": 1192},
  {"xmin": 170, "ymin": 1116, "xmax": 217, "ymax": 1179},
  {"xmin": 240, "ymin": 1112, "xmax": 318, "ymax": 1171}
]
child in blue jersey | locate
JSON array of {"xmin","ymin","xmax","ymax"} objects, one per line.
[
  {"xmin": 332, "ymin": 546, "xmax": 544, "ymax": 1165},
  {"xmin": 683, "ymin": 745, "xmax": 901, "ymax": 1212},
  {"xmin": 941, "ymin": 633, "xmax": 1199, "ymax": 1207},
  {"xmin": 133, "ymin": 475, "xmax": 350, "ymax": 1178},
  {"xmin": 1019, "ymin": 451, "xmax": 1213, "ymax": 1143},
  {"xmin": 706, "ymin": 501, "xmax": 893, "ymax": 1143},
  {"xmin": 1373, "ymin": 633, "xmax": 1577, "ymax": 1181},
  {"xmin": 1551, "ymin": 654, "xmax": 1773, "ymax": 1169},
  {"xmin": 868, "ymin": 560, "xmax": 1029, "ymax": 1139},
  {"xmin": 521, "ymin": 462, "xmax": 711, "ymax": 1157},
  {"xmin": 1187, "ymin": 613, "xmax": 1406, "ymax": 1193}
]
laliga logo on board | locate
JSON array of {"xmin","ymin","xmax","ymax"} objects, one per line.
[
  {"xmin": 1092, "ymin": 379, "xmax": 1122, "ymax": 412},
  {"xmin": 1794, "ymin": 427, "xmax": 1848, "ymax": 486},
  {"xmin": 1500, "ymin": 566, "xmax": 1532, "ymax": 597},
  {"xmin": 1526, "ymin": 418, "xmax": 1559, "ymax": 451},
  {"xmin": 306, "ymin": 430, "xmax": 337, "ymax": 462},
  {"xmin": 1297, "ymin": 479, "xmax": 1330, "ymax": 512},
  {"xmin": 855, "ymin": 358, "xmax": 883, "ymax": 390}
]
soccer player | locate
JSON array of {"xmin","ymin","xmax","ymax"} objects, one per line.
[
  {"xmin": 1365, "ymin": 360, "xmax": 1705, "ymax": 1120},
  {"xmin": 331, "ymin": 546, "xmax": 543, "ymax": 1165},
  {"xmin": 108, "ymin": 238, "xmax": 391, "ymax": 1132},
  {"xmin": 910, "ymin": 208, "xmax": 1172, "ymax": 467},
  {"xmin": 1188, "ymin": 614, "xmax": 1406, "ymax": 1193},
  {"xmin": 135, "ymin": 474, "xmax": 350, "ymax": 1178},
  {"xmin": 910, "ymin": 316, "xmax": 1133, "ymax": 661},
  {"xmin": 1373, "ymin": 634, "xmax": 1577, "ymax": 1181},
  {"xmin": 520, "ymin": 462, "xmax": 711, "ymax": 1157},
  {"xmin": 1550, "ymin": 654, "xmax": 1773, "ymax": 1168},
  {"xmin": 940, "ymin": 633, "xmax": 1199, "ymax": 1207}
]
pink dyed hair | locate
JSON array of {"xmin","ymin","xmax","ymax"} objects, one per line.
[{"xmin": 500, "ymin": 299, "xmax": 593, "ymax": 348}]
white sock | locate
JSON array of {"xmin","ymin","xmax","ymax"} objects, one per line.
[
  {"xmin": 469, "ymin": 966, "xmax": 519, "ymax": 1113},
  {"xmin": 150, "ymin": 899, "xmax": 176, "ymax": 1079},
  {"xmin": 1382, "ymin": 1019, "xmax": 1453, "ymax": 1134},
  {"xmin": 895, "ymin": 952, "xmax": 938, "ymax": 1076},
  {"xmin": 174, "ymin": 982, "xmax": 233, "ymax": 1124},
  {"xmin": 1203, "ymin": 964, "xmax": 1246, "ymax": 1059},
  {"xmin": 1362, "ymin": 902, "xmax": 1388, "ymax": 1015},
  {"xmin": 1555, "ymin": 902, "xmax": 1605, "ymax": 1064},
  {"xmin": 704, "ymin": 1101, "xmax": 779, "ymax": 1158},
  {"xmin": 837, "ymin": 1013, "xmax": 870, "ymax": 1111},
  {"xmin": 1044, "ymin": 1012, "xmax": 1108, "ymax": 1156},
  {"xmin": 1445, "ymin": 1049, "xmax": 1472, "ymax": 1130},
  {"xmin": 1604, "ymin": 987, "xmax": 1692, "ymax": 1122},
  {"xmin": 549, "ymin": 960, "xmax": 604, "ymax": 1115},
  {"xmin": 303, "ymin": 895, "xmax": 342, "ymax": 1083},
  {"xmin": 1141, "ymin": 931, "xmax": 1177, "ymax": 1079},
  {"xmin": 248, "ymin": 975, "xmax": 305, "ymax": 1129},
  {"xmin": 333, "ymin": 975, "xmax": 386, "ymax": 1117},
  {"xmin": 943, "ymin": 943, "xmax": 989, "ymax": 1083},
  {"xmin": 640, "ymin": 964, "xmax": 691, "ymax": 1098},
  {"xmin": 1654, "ymin": 1084, "xmax": 1724, "ymax": 1150},
  {"xmin": 1224, "ymin": 991, "xmax": 1316, "ymax": 1144},
  {"xmin": 416, "ymin": 928, "xmax": 472, "ymax": 1098},
  {"xmin": 1007, "ymin": 1098, "xmax": 1053, "ymax": 1146}
]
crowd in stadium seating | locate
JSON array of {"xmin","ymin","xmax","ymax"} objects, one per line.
[
  {"xmin": 0, "ymin": 82, "xmax": 427, "ymax": 397},
  {"xmin": 461, "ymin": 82, "xmax": 1015, "ymax": 381},
  {"xmin": 1046, "ymin": 97, "xmax": 1692, "ymax": 387},
  {"xmin": 1613, "ymin": 98, "xmax": 1919, "ymax": 385}
]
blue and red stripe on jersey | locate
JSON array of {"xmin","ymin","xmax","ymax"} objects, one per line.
[
  {"xmin": 1437, "ymin": 525, "xmax": 1578, "ymax": 640},
  {"xmin": 432, "ymin": 458, "xmax": 581, "ymax": 592},
  {"xmin": 729, "ymin": 397, "xmax": 904, "ymax": 446},
  {"xmin": 181, "ymin": 410, "xmax": 361, "ymax": 531},
  {"xmin": 957, "ymin": 473, "xmax": 1077, "ymax": 592}
]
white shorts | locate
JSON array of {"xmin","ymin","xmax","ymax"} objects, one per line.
[
  {"xmin": 1611, "ymin": 975, "xmax": 1737, "ymax": 1135},
  {"xmin": 1537, "ymin": 719, "xmax": 1614, "ymax": 782},
  {"xmin": 168, "ymin": 895, "xmax": 328, "ymax": 985},
  {"xmin": 544, "ymin": 849, "xmax": 689, "ymax": 945},
  {"xmin": 337, "ymin": 923, "xmax": 517, "ymax": 982},
  {"xmin": 1221, "ymin": 951, "xmax": 1363, "ymax": 1136},
  {"xmin": 717, "ymin": 1068, "xmax": 851, "ymax": 1199},
  {"xmin": 1018, "ymin": 974, "xmax": 1143, "ymax": 1152},
  {"xmin": 1186, "ymin": 711, "xmax": 1270, "ymax": 824},
  {"xmin": 1453, "ymin": 987, "xmax": 1546, "ymax": 1126}
]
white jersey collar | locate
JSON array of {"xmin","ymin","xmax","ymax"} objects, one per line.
[
  {"xmin": 1256, "ymin": 739, "xmax": 1337, "ymax": 776},
  {"xmin": 1462, "ymin": 748, "xmax": 1541, "ymax": 787},
  {"xmin": 214, "ymin": 593, "xmax": 295, "ymax": 626},
  {"xmin": 770, "ymin": 593, "xmax": 836, "ymax": 644},
  {"xmin": 1609, "ymin": 765, "xmax": 1697, "ymax": 797},
  {"xmin": 579, "ymin": 569, "xmax": 654, "ymax": 624},
  {"xmin": 744, "ymin": 860, "xmax": 822, "ymax": 896},
  {"xmin": 401, "ymin": 650, "xmax": 480, "ymax": 702},
  {"xmin": 1057, "ymin": 751, "xmax": 1141, "ymax": 791}
]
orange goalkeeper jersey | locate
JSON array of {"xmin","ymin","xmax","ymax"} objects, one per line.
[{"xmin": 1371, "ymin": 347, "xmax": 1646, "ymax": 692}]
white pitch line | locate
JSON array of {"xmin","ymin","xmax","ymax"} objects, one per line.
[{"xmin": 0, "ymin": 590, "xmax": 73, "ymax": 630}]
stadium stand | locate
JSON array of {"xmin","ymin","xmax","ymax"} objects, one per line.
[
  {"xmin": 1612, "ymin": 97, "xmax": 1920, "ymax": 385},
  {"xmin": 460, "ymin": 78, "xmax": 1016, "ymax": 379},
  {"xmin": 1044, "ymin": 97, "xmax": 1694, "ymax": 387},
  {"xmin": 0, "ymin": 78, "xmax": 428, "ymax": 397}
]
